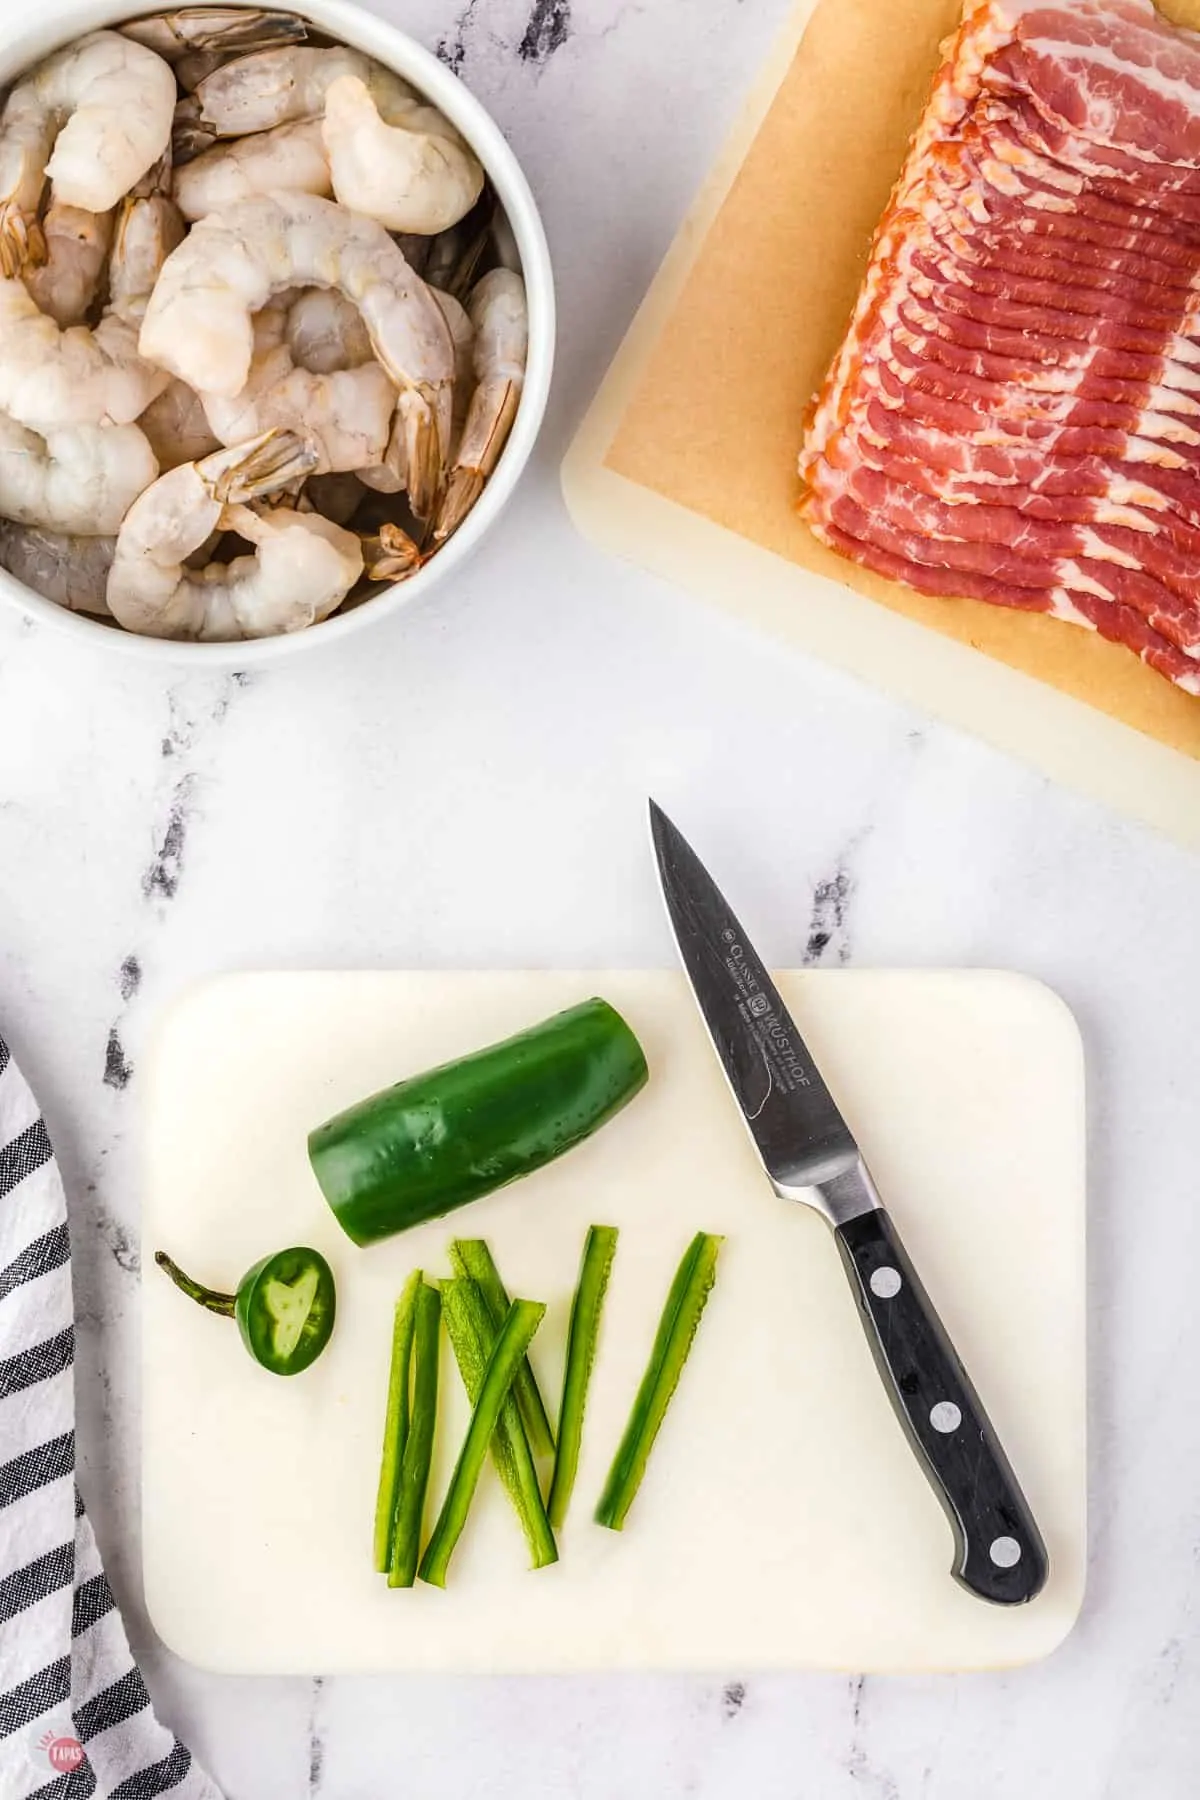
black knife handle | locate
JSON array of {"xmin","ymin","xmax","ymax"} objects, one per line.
[{"xmin": 835, "ymin": 1207, "xmax": 1048, "ymax": 1606}]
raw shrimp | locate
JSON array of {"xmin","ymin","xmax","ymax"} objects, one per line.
[
  {"xmin": 0, "ymin": 521, "xmax": 114, "ymax": 614},
  {"xmin": 285, "ymin": 287, "xmax": 372, "ymax": 374},
  {"xmin": 106, "ymin": 429, "xmax": 362, "ymax": 639},
  {"xmin": 434, "ymin": 269, "xmax": 527, "ymax": 541},
  {"xmin": 0, "ymin": 31, "xmax": 175, "ymax": 269},
  {"xmin": 322, "ymin": 76, "xmax": 483, "ymax": 235},
  {"xmin": 490, "ymin": 209, "xmax": 520, "ymax": 275},
  {"xmin": 137, "ymin": 377, "xmax": 220, "ymax": 470},
  {"xmin": 0, "ymin": 412, "xmax": 157, "ymax": 535},
  {"xmin": 140, "ymin": 192, "xmax": 454, "ymax": 513},
  {"xmin": 173, "ymin": 118, "xmax": 330, "ymax": 221},
  {"xmin": 175, "ymin": 45, "xmax": 414, "ymax": 146},
  {"xmin": 23, "ymin": 203, "xmax": 113, "ymax": 327},
  {"xmin": 358, "ymin": 289, "xmax": 472, "ymax": 494},
  {"xmin": 438, "ymin": 290, "xmax": 476, "ymax": 434},
  {"xmin": 120, "ymin": 9, "xmax": 307, "ymax": 62},
  {"xmin": 200, "ymin": 300, "xmax": 395, "ymax": 473},
  {"xmin": 0, "ymin": 277, "xmax": 169, "ymax": 427},
  {"xmin": 108, "ymin": 190, "xmax": 185, "ymax": 325}
]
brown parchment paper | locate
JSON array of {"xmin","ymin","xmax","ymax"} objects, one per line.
[{"xmin": 604, "ymin": 0, "xmax": 1200, "ymax": 759}]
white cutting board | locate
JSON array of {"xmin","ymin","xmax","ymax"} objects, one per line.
[{"xmin": 142, "ymin": 970, "xmax": 1086, "ymax": 1674}]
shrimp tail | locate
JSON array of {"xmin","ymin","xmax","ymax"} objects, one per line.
[
  {"xmin": 0, "ymin": 204, "xmax": 47, "ymax": 276},
  {"xmin": 179, "ymin": 11, "xmax": 309, "ymax": 56},
  {"xmin": 204, "ymin": 428, "xmax": 318, "ymax": 505},
  {"xmin": 432, "ymin": 467, "xmax": 484, "ymax": 544},
  {"xmin": 172, "ymin": 97, "xmax": 214, "ymax": 163},
  {"xmin": 398, "ymin": 387, "xmax": 447, "ymax": 521},
  {"xmin": 130, "ymin": 150, "xmax": 174, "ymax": 200},
  {"xmin": 432, "ymin": 375, "xmax": 520, "ymax": 543},
  {"xmin": 361, "ymin": 522, "xmax": 424, "ymax": 583}
]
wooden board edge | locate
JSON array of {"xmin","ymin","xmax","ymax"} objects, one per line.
[{"xmin": 561, "ymin": 2, "xmax": 1200, "ymax": 856}]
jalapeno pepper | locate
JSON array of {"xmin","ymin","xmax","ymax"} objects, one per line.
[
  {"xmin": 154, "ymin": 1246, "xmax": 337, "ymax": 1376},
  {"xmin": 308, "ymin": 998, "xmax": 649, "ymax": 1248}
]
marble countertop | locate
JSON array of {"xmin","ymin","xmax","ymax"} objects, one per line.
[{"xmin": 1, "ymin": 0, "xmax": 1198, "ymax": 1793}]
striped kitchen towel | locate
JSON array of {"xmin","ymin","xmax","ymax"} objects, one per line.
[{"xmin": 0, "ymin": 1032, "xmax": 223, "ymax": 1800}]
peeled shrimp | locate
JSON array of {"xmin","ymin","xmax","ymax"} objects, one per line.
[
  {"xmin": 200, "ymin": 299, "xmax": 395, "ymax": 473},
  {"xmin": 0, "ymin": 521, "xmax": 114, "ymax": 614},
  {"xmin": 106, "ymin": 429, "xmax": 362, "ymax": 639},
  {"xmin": 140, "ymin": 192, "xmax": 454, "ymax": 513},
  {"xmin": 0, "ymin": 412, "xmax": 157, "ymax": 535},
  {"xmin": 23, "ymin": 203, "xmax": 113, "ymax": 327},
  {"xmin": 173, "ymin": 118, "xmax": 330, "ymax": 221},
  {"xmin": 285, "ymin": 287, "xmax": 372, "ymax": 375},
  {"xmin": 434, "ymin": 269, "xmax": 527, "ymax": 541},
  {"xmin": 108, "ymin": 191, "xmax": 185, "ymax": 326},
  {"xmin": 0, "ymin": 31, "xmax": 175, "ymax": 269},
  {"xmin": 0, "ymin": 278, "xmax": 169, "ymax": 428},
  {"xmin": 322, "ymin": 76, "xmax": 483, "ymax": 235},
  {"xmin": 137, "ymin": 377, "xmax": 220, "ymax": 470},
  {"xmin": 491, "ymin": 209, "xmax": 520, "ymax": 275},
  {"xmin": 121, "ymin": 9, "xmax": 307, "ymax": 62},
  {"xmin": 175, "ymin": 46, "xmax": 414, "ymax": 145}
]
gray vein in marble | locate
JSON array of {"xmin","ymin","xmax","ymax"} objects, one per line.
[
  {"xmin": 143, "ymin": 677, "xmax": 248, "ymax": 904},
  {"xmin": 721, "ymin": 1680, "xmax": 746, "ymax": 1719},
  {"xmin": 436, "ymin": 0, "xmax": 481, "ymax": 72},
  {"xmin": 519, "ymin": 0, "xmax": 572, "ymax": 62},
  {"xmin": 118, "ymin": 955, "xmax": 142, "ymax": 1003},
  {"xmin": 86, "ymin": 1175, "xmax": 140, "ymax": 1276},
  {"xmin": 142, "ymin": 777, "xmax": 194, "ymax": 902},
  {"xmin": 308, "ymin": 1676, "xmax": 326, "ymax": 1794},
  {"xmin": 804, "ymin": 865, "xmax": 855, "ymax": 965},
  {"xmin": 847, "ymin": 1675, "xmax": 900, "ymax": 1799},
  {"xmin": 102, "ymin": 1027, "xmax": 133, "ymax": 1091}
]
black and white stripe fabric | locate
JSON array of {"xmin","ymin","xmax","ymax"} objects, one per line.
[{"xmin": 0, "ymin": 1034, "xmax": 222, "ymax": 1799}]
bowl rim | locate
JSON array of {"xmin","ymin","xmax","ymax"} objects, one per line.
[{"xmin": 0, "ymin": 0, "xmax": 556, "ymax": 664}]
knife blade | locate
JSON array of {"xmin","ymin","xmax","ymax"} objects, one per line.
[{"xmin": 649, "ymin": 799, "xmax": 1049, "ymax": 1607}]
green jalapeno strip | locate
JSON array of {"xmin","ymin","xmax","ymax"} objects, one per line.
[
  {"xmin": 448, "ymin": 1239, "xmax": 555, "ymax": 1458},
  {"xmin": 438, "ymin": 1277, "xmax": 557, "ymax": 1572},
  {"xmin": 595, "ymin": 1232, "xmax": 722, "ymax": 1531},
  {"xmin": 548, "ymin": 1225, "xmax": 619, "ymax": 1530},
  {"xmin": 419, "ymin": 1297, "xmax": 547, "ymax": 1589}
]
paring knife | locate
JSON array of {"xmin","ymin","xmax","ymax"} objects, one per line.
[{"xmin": 649, "ymin": 800, "xmax": 1049, "ymax": 1607}]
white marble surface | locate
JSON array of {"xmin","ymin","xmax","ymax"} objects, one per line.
[{"xmin": 0, "ymin": 0, "xmax": 1198, "ymax": 1793}]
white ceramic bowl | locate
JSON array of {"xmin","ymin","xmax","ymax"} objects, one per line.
[{"xmin": 0, "ymin": 0, "xmax": 555, "ymax": 663}]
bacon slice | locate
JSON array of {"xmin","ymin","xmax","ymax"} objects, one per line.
[{"xmin": 798, "ymin": 0, "xmax": 1200, "ymax": 692}]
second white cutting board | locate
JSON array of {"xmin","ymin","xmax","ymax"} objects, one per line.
[{"xmin": 142, "ymin": 969, "xmax": 1085, "ymax": 1674}]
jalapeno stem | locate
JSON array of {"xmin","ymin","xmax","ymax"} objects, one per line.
[
  {"xmin": 154, "ymin": 1250, "xmax": 236, "ymax": 1318},
  {"xmin": 595, "ymin": 1232, "xmax": 723, "ymax": 1532},
  {"xmin": 438, "ymin": 1278, "xmax": 558, "ymax": 1572},
  {"xmin": 548, "ymin": 1225, "xmax": 618, "ymax": 1530},
  {"xmin": 373, "ymin": 1271, "xmax": 422, "ymax": 1575},
  {"xmin": 388, "ymin": 1281, "xmax": 441, "ymax": 1589},
  {"xmin": 419, "ymin": 1297, "xmax": 547, "ymax": 1589},
  {"xmin": 448, "ymin": 1240, "xmax": 556, "ymax": 1458}
]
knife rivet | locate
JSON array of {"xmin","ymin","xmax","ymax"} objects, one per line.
[
  {"xmin": 870, "ymin": 1267, "xmax": 902, "ymax": 1299},
  {"xmin": 989, "ymin": 1536, "xmax": 1022, "ymax": 1568},
  {"xmin": 930, "ymin": 1401, "xmax": 962, "ymax": 1433}
]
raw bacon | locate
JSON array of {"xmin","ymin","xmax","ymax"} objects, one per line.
[{"xmin": 798, "ymin": 0, "xmax": 1200, "ymax": 692}]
